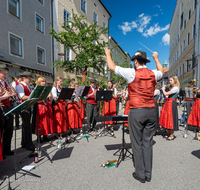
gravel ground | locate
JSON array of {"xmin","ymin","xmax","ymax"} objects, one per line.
[{"xmin": 0, "ymin": 104, "xmax": 200, "ymax": 190}]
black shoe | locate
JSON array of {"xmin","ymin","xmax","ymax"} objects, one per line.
[
  {"xmin": 43, "ymin": 135, "xmax": 50, "ymax": 142},
  {"xmin": 132, "ymin": 172, "xmax": 145, "ymax": 183},
  {"xmin": 3, "ymin": 151, "xmax": 14, "ymax": 155},
  {"xmin": 145, "ymin": 176, "xmax": 151, "ymax": 182}
]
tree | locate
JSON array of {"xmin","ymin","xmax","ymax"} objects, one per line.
[{"xmin": 49, "ymin": 10, "xmax": 108, "ymax": 74}]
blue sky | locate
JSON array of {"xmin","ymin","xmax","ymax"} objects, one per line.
[{"xmin": 101, "ymin": 0, "xmax": 177, "ymax": 70}]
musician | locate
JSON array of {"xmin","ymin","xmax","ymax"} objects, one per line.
[
  {"xmin": 187, "ymin": 87, "xmax": 200, "ymax": 133},
  {"xmin": 95, "ymin": 81, "xmax": 100, "ymax": 115},
  {"xmin": 185, "ymin": 81, "xmax": 195, "ymax": 124},
  {"xmin": 0, "ymin": 64, "xmax": 16, "ymax": 156},
  {"xmin": 32, "ymin": 77, "xmax": 54, "ymax": 142},
  {"xmin": 154, "ymin": 84, "xmax": 160, "ymax": 136},
  {"xmin": 52, "ymin": 77, "xmax": 67, "ymax": 135},
  {"xmin": 85, "ymin": 79, "xmax": 98, "ymax": 132},
  {"xmin": 102, "ymin": 80, "xmax": 117, "ymax": 133},
  {"xmin": 105, "ymin": 48, "xmax": 163, "ymax": 183},
  {"xmin": 159, "ymin": 76, "xmax": 180, "ymax": 140},
  {"xmin": 66, "ymin": 81, "xmax": 83, "ymax": 130},
  {"xmin": 112, "ymin": 81, "xmax": 120, "ymax": 115},
  {"xmin": 16, "ymin": 71, "xmax": 35, "ymax": 151},
  {"xmin": 11, "ymin": 74, "xmax": 22, "ymax": 130}
]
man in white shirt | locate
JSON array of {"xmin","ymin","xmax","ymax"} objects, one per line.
[{"xmin": 104, "ymin": 48, "xmax": 163, "ymax": 183}]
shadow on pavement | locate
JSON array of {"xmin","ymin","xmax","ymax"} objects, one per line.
[
  {"xmin": 52, "ymin": 147, "xmax": 73, "ymax": 161},
  {"xmin": 191, "ymin": 149, "xmax": 200, "ymax": 159}
]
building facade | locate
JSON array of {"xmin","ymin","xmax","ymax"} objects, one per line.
[
  {"xmin": 53, "ymin": 0, "xmax": 112, "ymax": 81},
  {"xmin": 168, "ymin": 0, "xmax": 197, "ymax": 90},
  {"xmin": 0, "ymin": 0, "xmax": 54, "ymax": 85}
]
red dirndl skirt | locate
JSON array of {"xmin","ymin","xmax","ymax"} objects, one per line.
[
  {"xmin": 35, "ymin": 101, "xmax": 55, "ymax": 135},
  {"xmin": 159, "ymin": 98, "xmax": 176, "ymax": 130},
  {"xmin": 0, "ymin": 132, "xmax": 3, "ymax": 161},
  {"xmin": 123, "ymin": 100, "xmax": 130, "ymax": 127},
  {"xmin": 102, "ymin": 98, "xmax": 116, "ymax": 124},
  {"xmin": 53, "ymin": 100, "xmax": 67, "ymax": 133},
  {"xmin": 188, "ymin": 98, "xmax": 200, "ymax": 127},
  {"xmin": 66, "ymin": 100, "xmax": 83, "ymax": 129}
]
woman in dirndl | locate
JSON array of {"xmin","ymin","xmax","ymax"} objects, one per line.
[
  {"xmin": 159, "ymin": 75, "xmax": 180, "ymax": 140},
  {"xmin": 187, "ymin": 88, "xmax": 200, "ymax": 134}
]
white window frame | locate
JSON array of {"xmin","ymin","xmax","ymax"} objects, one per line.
[
  {"xmin": 63, "ymin": 7, "xmax": 72, "ymax": 26},
  {"xmin": 93, "ymin": 10, "xmax": 98, "ymax": 24},
  {"xmin": 7, "ymin": 0, "xmax": 21, "ymax": 19},
  {"xmin": 103, "ymin": 21, "xmax": 106, "ymax": 29},
  {"xmin": 81, "ymin": 0, "xmax": 87, "ymax": 15},
  {"xmin": 36, "ymin": 45, "xmax": 46, "ymax": 65},
  {"xmin": 64, "ymin": 45, "xmax": 71, "ymax": 62},
  {"xmin": 8, "ymin": 31, "xmax": 24, "ymax": 59},
  {"xmin": 35, "ymin": 12, "xmax": 45, "ymax": 34}
]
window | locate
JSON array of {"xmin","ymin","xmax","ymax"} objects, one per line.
[
  {"xmin": 186, "ymin": 60, "xmax": 189, "ymax": 72},
  {"xmin": 10, "ymin": 33, "xmax": 23, "ymax": 57},
  {"xmin": 94, "ymin": 2, "xmax": 97, "ymax": 8},
  {"xmin": 179, "ymin": 66, "xmax": 181, "ymax": 77},
  {"xmin": 182, "ymin": 64, "xmax": 184, "ymax": 74},
  {"xmin": 36, "ymin": 13, "xmax": 44, "ymax": 33},
  {"xmin": 184, "ymin": 20, "xmax": 186, "ymax": 29},
  {"xmin": 38, "ymin": 0, "xmax": 43, "ymax": 5},
  {"xmin": 37, "ymin": 46, "xmax": 45, "ymax": 64},
  {"xmin": 183, "ymin": 41, "xmax": 185, "ymax": 51},
  {"xmin": 187, "ymin": 33, "xmax": 190, "ymax": 45},
  {"xmin": 81, "ymin": 0, "xmax": 86, "ymax": 14},
  {"xmin": 64, "ymin": 46, "xmax": 70, "ymax": 61},
  {"xmin": 189, "ymin": 9, "xmax": 191, "ymax": 20},
  {"xmin": 103, "ymin": 21, "xmax": 106, "ymax": 28},
  {"xmin": 64, "ymin": 10, "xmax": 71, "ymax": 26},
  {"xmin": 8, "ymin": 0, "xmax": 20, "ymax": 18},
  {"xmin": 180, "ymin": 13, "xmax": 183, "ymax": 29},
  {"xmin": 193, "ymin": 24, "xmax": 196, "ymax": 38},
  {"xmin": 93, "ymin": 11, "xmax": 98, "ymax": 24},
  {"xmin": 180, "ymin": 46, "xmax": 182, "ymax": 54}
]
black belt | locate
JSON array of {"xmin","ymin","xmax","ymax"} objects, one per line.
[{"xmin": 130, "ymin": 107, "xmax": 155, "ymax": 110}]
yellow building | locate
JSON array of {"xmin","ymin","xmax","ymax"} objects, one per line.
[
  {"xmin": 52, "ymin": 0, "xmax": 111, "ymax": 81},
  {"xmin": 168, "ymin": 0, "xmax": 197, "ymax": 90}
]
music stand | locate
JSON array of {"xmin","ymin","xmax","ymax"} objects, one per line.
[
  {"xmin": 5, "ymin": 98, "xmax": 41, "ymax": 180},
  {"xmin": 31, "ymin": 86, "xmax": 53, "ymax": 163},
  {"xmin": 75, "ymin": 86, "xmax": 91, "ymax": 141},
  {"xmin": 95, "ymin": 90, "xmax": 114, "ymax": 139}
]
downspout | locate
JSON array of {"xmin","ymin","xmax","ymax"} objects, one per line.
[{"xmin": 51, "ymin": 0, "xmax": 55, "ymax": 81}]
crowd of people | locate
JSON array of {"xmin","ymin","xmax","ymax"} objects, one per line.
[{"xmin": 0, "ymin": 48, "xmax": 200, "ymax": 184}]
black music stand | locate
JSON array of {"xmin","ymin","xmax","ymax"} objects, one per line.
[
  {"xmin": 75, "ymin": 86, "xmax": 91, "ymax": 141},
  {"xmin": 95, "ymin": 90, "xmax": 115, "ymax": 139},
  {"xmin": 31, "ymin": 86, "xmax": 53, "ymax": 163},
  {"xmin": 5, "ymin": 98, "xmax": 41, "ymax": 180},
  {"xmin": 56, "ymin": 88, "xmax": 77, "ymax": 145}
]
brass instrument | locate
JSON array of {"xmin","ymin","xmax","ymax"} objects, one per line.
[{"xmin": 189, "ymin": 78, "xmax": 198, "ymax": 94}]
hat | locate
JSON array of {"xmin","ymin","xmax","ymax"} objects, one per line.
[
  {"xmin": 90, "ymin": 79, "xmax": 96, "ymax": 83},
  {"xmin": 131, "ymin": 51, "xmax": 150, "ymax": 63},
  {"xmin": 0, "ymin": 63, "xmax": 9, "ymax": 71},
  {"xmin": 20, "ymin": 71, "xmax": 33, "ymax": 78},
  {"xmin": 96, "ymin": 81, "xmax": 99, "ymax": 85}
]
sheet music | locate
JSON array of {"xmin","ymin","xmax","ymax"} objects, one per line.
[
  {"xmin": 75, "ymin": 86, "xmax": 85, "ymax": 97},
  {"xmin": 185, "ymin": 87, "xmax": 193, "ymax": 98}
]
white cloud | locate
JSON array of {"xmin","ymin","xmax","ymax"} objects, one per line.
[
  {"xmin": 153, "ymin": 14, "xmax": 158, "ymax": 17},
  {"xmin": 154, "ymin": 5, "xmax": 161, "ymax": 8},
  {"xmin": 137, "ymin": 15, "xmax": 151, "ymax": 33},
  {"xmin": 143, "ymin": 23, "xmax": 170, "ymax": 37},
  {"xmin": 118, "ymin": 13, "xmax": 169, "ymax": 37},
  {"xmin": 118, "ymin": 21, "xmax": 137, "ymax": 35},
  {"xmin": 162, "ymin": 33, "xmax": 170, "ymax": 45}
]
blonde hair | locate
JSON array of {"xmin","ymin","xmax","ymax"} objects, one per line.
[
  {"xmin": 170, "ymin": 75, "xmax": 180, "ymax": 89},
  {"xmin": 69, "ymin": 81, "xmax": 75, "ymax": 88},
  {"xmin": 53, "ymin": 77, "xmax": 62, "ymax": 87},
  {"xmin": 155, "ymin": 84, "xmax": 158, "ymax": 90},
  {"xmin": 37, "ymin": 77, "xmax": 46, "ymax": 86}
]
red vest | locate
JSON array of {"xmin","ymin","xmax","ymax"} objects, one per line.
[
  {"xmin": 0, "ymin": 81, "xmax": 10, "ymax": 107},
  {"xmin": 86, "ymin": 87, "xmax": 97, "ymax": 105},
  {"xmin": 15, "ymin": 81, "xmax": 19, "ymax": 86},
  {"xmin": 19, "ymin": 83, "xmax": 31, "ymax": 101},
  {"xmin": 128, "ymin": 68, "xmax": 156, "ymax": 108}
]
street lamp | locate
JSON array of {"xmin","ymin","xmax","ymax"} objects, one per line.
[{"xmin": 108, "ymin": 36, "xmax": 111, "ymax": 81}]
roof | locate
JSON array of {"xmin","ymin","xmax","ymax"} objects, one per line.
[{"xmin": 98, "ymin": 0, "xmax": 112, "ymax": 18}]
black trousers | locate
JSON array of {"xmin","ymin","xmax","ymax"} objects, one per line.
[
  {"xmin": 86, "ymin": 103, "xmax": 98, "ymax": 130},
  {"xmin": 0, "ymin": 106, "xmax": 14, "ymax": 153},
  {"xmin": 116, "ymin": 100, "xmax": 119, "ymax": 115},
  {"xmin": 155, "ymin": 102, "xmax": 160, "ymax": 131},
  {"xmin": 128, "ymin": 108, "xmax": 156, "ymax": 180},
  {"xmin": 186, "ymin": 100, "xmax": 194, "ymax": 121},
  {"xmin": 20, "ymin": 110, "xmax": 33, "ymax": 149}
]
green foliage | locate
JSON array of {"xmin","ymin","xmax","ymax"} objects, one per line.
[
  {"xmin": 49, "ymin": 10, "xmax": 108, "ymax": 74},
  {"xmin": 62, "ymin": 75, "xmax": 71, "ymax": 88}
]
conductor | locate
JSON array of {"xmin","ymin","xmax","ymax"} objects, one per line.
[{"xmin": 104, "ymin": 48, "xmax": 164, "ymax": 183}]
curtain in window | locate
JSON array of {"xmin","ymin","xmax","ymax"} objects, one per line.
[
  {"xmin": 11, "ymin": 36, "xmax": 20, "ymax": 55},
  {"xmin": 36, "ymin": 16, "xmax": 42, "ymax": 31},
  {"xmin": 38, "ymin": 49, "xmax": 43, "ymax": 63},
  {"xmin": 9, "ymin": 0, "xmax": 17, "ymax": 16}
]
